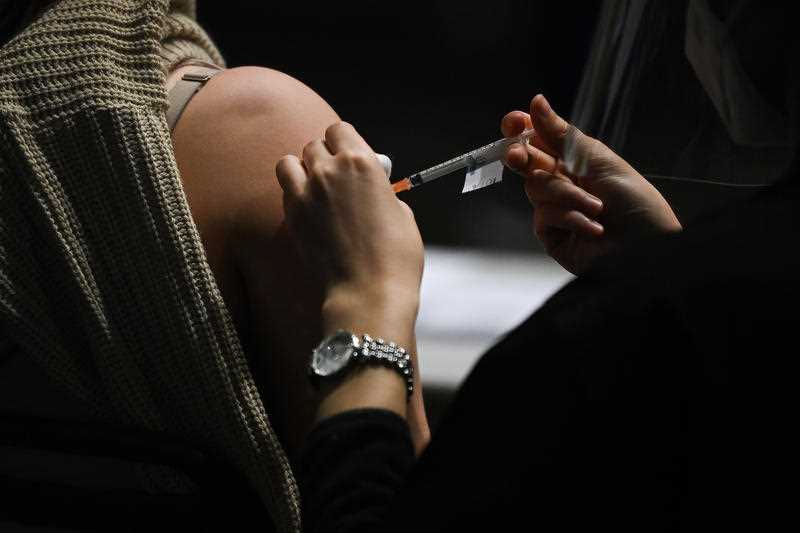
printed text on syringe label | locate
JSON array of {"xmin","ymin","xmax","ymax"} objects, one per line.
[
  {"xmin": 466, "ymin": 139, "xmax": 512, "ymax": 170},
  {"xmin": 462, "ymin": 160, "xmax": 504, "ymax": 193}
]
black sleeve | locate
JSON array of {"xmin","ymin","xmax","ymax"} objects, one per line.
[{"xmin": 296, "ymin": 408, "xmax": 414, "ymax": 533}]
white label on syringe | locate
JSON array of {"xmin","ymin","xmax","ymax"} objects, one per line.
[{"xmin": 462, "ymin": 160, "xmax": 504, "ymax": 193}]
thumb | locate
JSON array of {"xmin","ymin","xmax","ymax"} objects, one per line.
[
  {"xmin": 530, "ymin": 94, "xmax": 575, "ymax": 154},
  {"xmin": 530, "ymin": 94, "xmax": 592, "ymax": 177}
]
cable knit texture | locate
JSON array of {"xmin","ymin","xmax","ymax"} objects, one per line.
[{"xmin": 0, "ymin": 1, "xmax": 300, "ymax": 531}]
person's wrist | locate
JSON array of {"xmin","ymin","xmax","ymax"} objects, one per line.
[
  {"xmin": 321, "ymin": 281, "xmax": 419, "ymax": 340},
  {"xmin": 315, "ymin": 281, "xmax": 419, "ymax": 422},
  {"xmin": 315, "ymin": 366, "xmax": 408, "ymax": 421}
]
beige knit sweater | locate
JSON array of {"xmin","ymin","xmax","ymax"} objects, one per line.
[{"xmin": 0, "ymin": 1, "xmax": 300, "ymax": 531}]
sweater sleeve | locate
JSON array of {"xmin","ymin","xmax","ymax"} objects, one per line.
[
  {"xmin": 297, "ymin": 409, "xmax": 414, "ymax": 533},
  {"xmin": 296, "ymin": 409, "xmax": 415, "ymax": 533}
]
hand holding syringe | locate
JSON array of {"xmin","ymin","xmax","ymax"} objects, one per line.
[{"xmin": 390, "ymin": 128, "xmax": 536, "ymax": 193}]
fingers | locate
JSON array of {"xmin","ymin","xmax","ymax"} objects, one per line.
[
  {"xmin": 505, "ymin": 143, "xmax": 529, "ymax": 171},
  {"xmin": 292, "ymin": 122, "xmax": 390, "ymax": 200},
  {"xmin": 324, "ymin": 121, "xmax": 372, "ymax": 154},
  {"xmin": 534, "ymin": 203, "xmax": 604, "ymax": 242},
  {"xmin": 505, "ymin": 142, "xmax": 560, "ymax": 177},
  {"xmin": 301, "ymin": 138, "xmax": 331, "ymax": 171},
  {"xmin": 501, "ymin": 111, "xmax": 532, "ymax": 138},
  {"xmin": 276, "ymin": 155, "xmax": 307, "ymax": 198},
  {"xmin": 300, "ymin": 122, "xmax": 374, "ymax": 175},
  {"xmin": 529, "ymin": 94, "xmax": 583, "ymax": 156},
  {"xmin": 525, "ymin": 170, "xmax": 603, "ymax": 217}
]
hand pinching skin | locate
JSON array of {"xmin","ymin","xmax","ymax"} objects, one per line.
[{"xmin": 276, "ymin": 121, "xmax": 423, "ymax": 302}]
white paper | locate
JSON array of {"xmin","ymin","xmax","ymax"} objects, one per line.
[{"xmin": 462, "ymin": 160, "xmax": 504, "ymax": 193}]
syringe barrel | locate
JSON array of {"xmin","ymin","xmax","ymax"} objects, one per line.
[
  {"xmin": 410, "ymin": 128, "xmax": 535, "ymax": 188},
  {"xmin": 472, "ymin": 128, "xmax": 535, "ymax": 166},
  {"xmin": 416, "ymin": 153, "xmax": 470, "ymax": 184}
]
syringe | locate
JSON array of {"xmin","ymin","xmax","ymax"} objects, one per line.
[{"xmin": 392, "ymin": 128, "xmax": 536, "ymax": 193}]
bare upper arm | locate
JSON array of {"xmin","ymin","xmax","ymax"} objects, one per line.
[
  {"xmin": 169, "ymin": 67, "xmax": 429, "ymax": 452},
  {"xmin": 170, "ymin": 66, "xmax": 339, "ymax": 339},
  {"xmin": 172, "ymin": 65, "xmax": 339, "ymax": 242}
]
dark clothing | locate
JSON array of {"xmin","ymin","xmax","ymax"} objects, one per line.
[
  {"xmin": 298, "ymin": 183, "xmax": 800, "ymax": 532},
  {"xmin": 573, "ymin": 1, "xmax": 794, "ymax": 188},
  {"xmin": 297, "ymin": 410, "xmax": 414, "ymax": 533}
]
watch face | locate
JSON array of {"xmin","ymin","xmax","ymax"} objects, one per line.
[{"xmin": 311, "ymin": 331, "xmax": 358, "ymax": 377}]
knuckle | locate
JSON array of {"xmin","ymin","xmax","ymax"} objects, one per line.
[
  {"xmin": 337, "ymin": 149, "xmax": 358, "ymax": 161},
  {"xmin": 327, "ymin": 120, "xmax": 352, "ymax": 136},
  {"xmin": 351, "ymin": 152, "xmax": 373, "ymax": 171},
  {"xmin": 307, "ymin": 172, "xmax": 331, "ymax": 196},
  {"xmin": 301, "ymin": 142, "xmax": 315, "ymax": 160},
  {"xmin": 337, "ymin": 149, "xmax": 371, "ymax": 170},
  {"xmin": 308, "ymin": 162, "xmax": 328, "ymax": 179}
]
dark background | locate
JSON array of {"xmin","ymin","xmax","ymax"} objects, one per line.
[{"xmin": 196, "ymin": 1, "xmax": 602, "ymax": 250}]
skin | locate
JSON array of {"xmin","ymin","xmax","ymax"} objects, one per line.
[
  {"xmin": 276, "ymin": 122, "xmax": 423, "ymax": 423},
  {"xmin": 501, "ymin": 95, "xmax": 682, "ymax": 274},
  {"xmin": 167, "ymin": 65, "xmax": 430, "ymax": 455},
  {"xmin": 169, "ymin": 63, "xmax": 677, "ymax": 455}
]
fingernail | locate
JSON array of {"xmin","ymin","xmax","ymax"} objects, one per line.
[
  {"xmin": 590, "ymin": 220, "xmax": 604, "ymax": 234},
  {"xmin": 586, "ymin": 193, "xmax": 603, "ymax": 210}
]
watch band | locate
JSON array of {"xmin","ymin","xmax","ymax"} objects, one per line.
[{"xmin": 354, "ymin": 334, "xmax": 415, "ymax": 398}]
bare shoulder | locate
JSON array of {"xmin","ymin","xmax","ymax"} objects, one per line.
[
  {"xmin": 171, "ymin": 65, "xmax": 339, "ymax": 235},
  {"xmin": 181, "ymin": 66, "xmax": 340, "ymax": 140}
]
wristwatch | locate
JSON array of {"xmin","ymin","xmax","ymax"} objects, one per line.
[{"xmin": 308, "ymin": 330, "xmax": 414, "ymax": 398}]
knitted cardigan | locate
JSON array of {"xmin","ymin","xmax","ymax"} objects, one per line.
[{"xmin": 0, "ymin": 1, "xmax": 300, "ymax": 531}]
